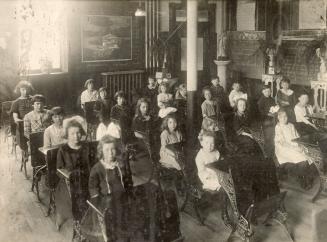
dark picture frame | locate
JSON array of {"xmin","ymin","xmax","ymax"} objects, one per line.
[{"xmin": 81, "ymin": 15, "xmax": 132, "ymax": 62}]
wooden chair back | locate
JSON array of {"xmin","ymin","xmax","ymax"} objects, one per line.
[
  {"xmin": 84, "ymin": 101, "xmax": 99, "ymax": 125},
  {"xmin": 1, "ymin": 101, "xmax": 13, "ymax": 127},
  {"xmin": 46, "ymin": 147, "xmax": 60, "ymax": 189},
  {"xmin": 29, "ymin": 131, "xmax": 45, "ymax": 167},
  {"xmin": 16, "ymin": 120, "xmax": 28, "ymax": 150}
]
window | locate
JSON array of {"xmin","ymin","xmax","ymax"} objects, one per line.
[{"xmin": 17, "ymin": 0, "xmax": 67, "ymax": 75}]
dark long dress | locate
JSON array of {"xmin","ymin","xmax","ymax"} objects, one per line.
[
  {"xmin": 276, "ymin": 89, "xmax": 296, "ymax": 122},
  {"xmin": 56, "ymin": 142, "xmax": 91, "ymax": 239},
  {"xmin": 88, "ymin": 162, "xmax": 129, "ymax": 241},
  {"xmin": 229, "ymin": 111, "xmax": 280, "ymax": 215},
  {"xmin": 10, "ymin": 97, "xmax": 32, "ymax": 150}
]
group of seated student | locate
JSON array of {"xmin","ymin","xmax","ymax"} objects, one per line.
[{"xmin": 8, "ymin": 73, "xmax": 327, "ymax": 241}]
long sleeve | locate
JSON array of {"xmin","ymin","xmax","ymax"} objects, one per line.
[
  {"xmin": 160, "ymin": 130, "xmax": 169, "ymax": 147},
  {"xmin": 274, "ymin": 125, "xmax": 284, "ymax": 146},
  {"xmin": 80, "ymin": 90, "xmax": 87, "ymax": 106},
  {"xmin": 195, "ymin": 152, "xmax": 206, "ymax": 179},
  {"xmin": 201, "ymin": 102, "xmax": 208, "ymax": 118},
  {"xmin": 43, "ymin": 127, "xmax": 51, "ymax": 148},
  {"xmin": 23, "ymin": 114, "xmax": 31, "ymax": 138},
  {"xmin": 294, "ymin": 105, "xmax": 313, "ymax": 125},
  {"xmin": 89, "ymin": 167, "xmax": 100, "ymax": 198},
  {"xmin": 56, "ymin": 147, "xmax": 65, "ymax": 169},
  {"xmin": 229, "ymin": 91, "xmax": 235, "ymax": 107}
]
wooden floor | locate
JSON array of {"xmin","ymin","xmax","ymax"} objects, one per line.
[{"xmin": 0, "ymin": 132, "xmax": 326, "ymax": 242}]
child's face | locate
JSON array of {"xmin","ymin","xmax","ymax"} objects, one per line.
[
  {"xmin": 180, "ymin": 88, "xmax": 187, "ymax": 97},
  {"xmin": 204, "ymin": 90, "xmax": 212, "ymax": 100},
  {"xmin": 99, "ymin": 90, "xmax": 107, "ymax": 99},
  {"xmin": 52, "ymin": 114, "xmax": 63, "ymax": 126},
  {"xmin": 87, "ymin": 82, "xmax": 94, "ymax": 90},
  {"xmin": 262, "ymin": 88, "xmax": 271, "ymax": 97},
  {"xmin": 102, "ymin": 143, "xmax": 116, "ymax": 163},
  {"xmin": 167, "ymin": 118, "xmax": 177, "ymax": 132},
  {"xmin": 201, "ymin": 136, "xmax": 215, "ymax": 153},
  {"xmin": 117, "ymin": 96, "xmax": 124, "ymax": 105},
  {"xmin": 278, "ymin": 112, "xmax": 288, "ymax": 124},
  {"xmin": 237, "ymin": 100, "xmax": 246, "ymax": 113},
  {"xmin": 67, "ymin": 126, "xmax": 82, "ymax": 145},
  {"xmin": 233, "ymin": 83, "xmax": 240, "ymax": 91},
  {"xmin": 160, "ymin": 85, "xmax": 167, "ymax": 93},
  {"xmin": 33, "ymin": 101, "xmax": 44, "ymax": 112},
  {"xmin": 211, "ymin": 78, "xmax": 219, "ymax": 87},
  {"xmin": 20, "ymin": 87, "xmax": 28, "ymax": 97},
  {"xmin": 140, "ymin": 102, "xmax": 148, "ymax": 115},
  {"xmin": 299, "ymin": 94, "xmax": 309, "ymax": 106},
  {"xmin": 281, "ymin": 81, "xmax": 289, "ymax": 90},
  {"xmin": 148, "ymin": 78, "xmax": 155, "ymax": 87}
]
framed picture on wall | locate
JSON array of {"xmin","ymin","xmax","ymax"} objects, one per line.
[{"xmin": 81, "ymin": 15, "xmax": 132, "ymax": 62}]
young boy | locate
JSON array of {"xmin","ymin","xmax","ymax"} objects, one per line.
[
  {"xmin": 24, "ymin": 94, "xmax": 50, "ymax": 138},
  {"xmin": 210, "ymin": 77, "xmax": 226, "ymax": 108},
  {"xmin": 294, "ymin": 92, "xmax": 317, "ymax": 136},
  {"xmin": 228, "ymin": 82, "xmax": 247, "ymax": 108},
  {"xmin": 195, "ymin": 131, "xmax": 221, "ymax": 191}
]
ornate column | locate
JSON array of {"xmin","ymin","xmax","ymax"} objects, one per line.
[
  {"xmin": 213, "ymin": 0, "xmax": 230, "ymax": 90},
  {"xmin": 214, "ymin": 60, "xmax": 230, "ymax": 90}
]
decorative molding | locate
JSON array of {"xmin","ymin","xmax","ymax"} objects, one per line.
[{"xmin": 228, "ymin": 31, "xmax": 266, "ymax": 41}]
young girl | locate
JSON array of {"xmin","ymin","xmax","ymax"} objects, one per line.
[
  {"xmin": 196, "ymin": 131, "xmax": 221, "ymax": 191},
  {"xmin": 201, "ymin": 87, "xmax": 219, "ymax": 119},
  {"xmin": 294, "ymin": 92, "xmax": 317, "ymax": 136},
  {"xmin": 110, "ymin": 91, "xmax": 131, "ymax": 142},
  {"xmin": 257, "ymin": 85, "xmax": 279, "ymax": 157},
  {"xmin": 80, "ymin": 79, "xmax": 99, "ymax": 109},
  {"xmin": 56, "ymin": 116, "xmax": 90, "ymax": 241},
  {"xmin": 43, "ymin": 106, "xmax": 65, "ymax": 148},
  {"xmin": 89, "ymin": 135, "xmax": 131, "ymax": 242},
  {"xmin": 275, "ymin": 109, "xmax": 314, "ymax": 188},
  {"xmin": 23, "ymin": 94, "xmax": 50, "ymax": 138},
  {"xmin": 232, "ymin": 98, "xmax": 262, "ymax": 156},
  {"xmin": 95, "ymin": 87, "xmax": 111, "ymax": 125},
  {"xmin": 276, "ymin": 77, "xmax": 296, "ymax": 122},
  {"xmin": 57, "ymin": 117, "xmax": 90, "ymax": 172},
  {"xmin": 132, "ymin": 98, "xmax": 152, "ymax": 139},
  {"xmin": 228, "ymin": 82, "xmax": 247, "ymax": 108},
  {"xmin": 10, "ymin": 81, "xmax": 34, "ymax": 160},
  {"xmin": 198, "ymin": 117, "xmax": 225, "ymax": 151},
  {"xmin": 159, "ymin": 114, "xmax": 183, "ymax": 170},
  {"xmin": 157, "ymin": 83, "xmax": 173, "ymax": 109},
  {"xmin": 175, "ymin": 84, "xmax": 187, "ymax": 100},
  {"xmin": 11, "ymin": 80, "xmax": 34, "ymax": 124}
]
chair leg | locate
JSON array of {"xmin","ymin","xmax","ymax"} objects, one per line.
[
  {"xmin": 193, "ymin": 199, "xmax": 204, "ymax": 225},
  {"xmin": 312, "ymin": 177, "xmax": 326, "ymax": 203}
]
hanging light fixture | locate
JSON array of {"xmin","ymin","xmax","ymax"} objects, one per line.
[{"xmin": 135, "ymin": 1, "xmax": 146, "ymax": 17}]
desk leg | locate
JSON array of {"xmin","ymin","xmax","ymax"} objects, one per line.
[{"xmin": 47, "ymin": 189, "xmax": 56, "ymax": 217}]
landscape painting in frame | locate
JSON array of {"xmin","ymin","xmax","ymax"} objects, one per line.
[{"xmin": 81, "ymin": 15, "xmax": 132, "ymax": 62}]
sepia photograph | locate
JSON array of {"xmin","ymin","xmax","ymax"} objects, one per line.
[{"xmin": 0, "ymin": 0, "xmax": 326, "ymax": 241}]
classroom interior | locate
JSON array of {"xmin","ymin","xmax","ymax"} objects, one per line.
[{"xmin": 0, "ymin": 0, "xmax": 327, "ymax": 242}]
